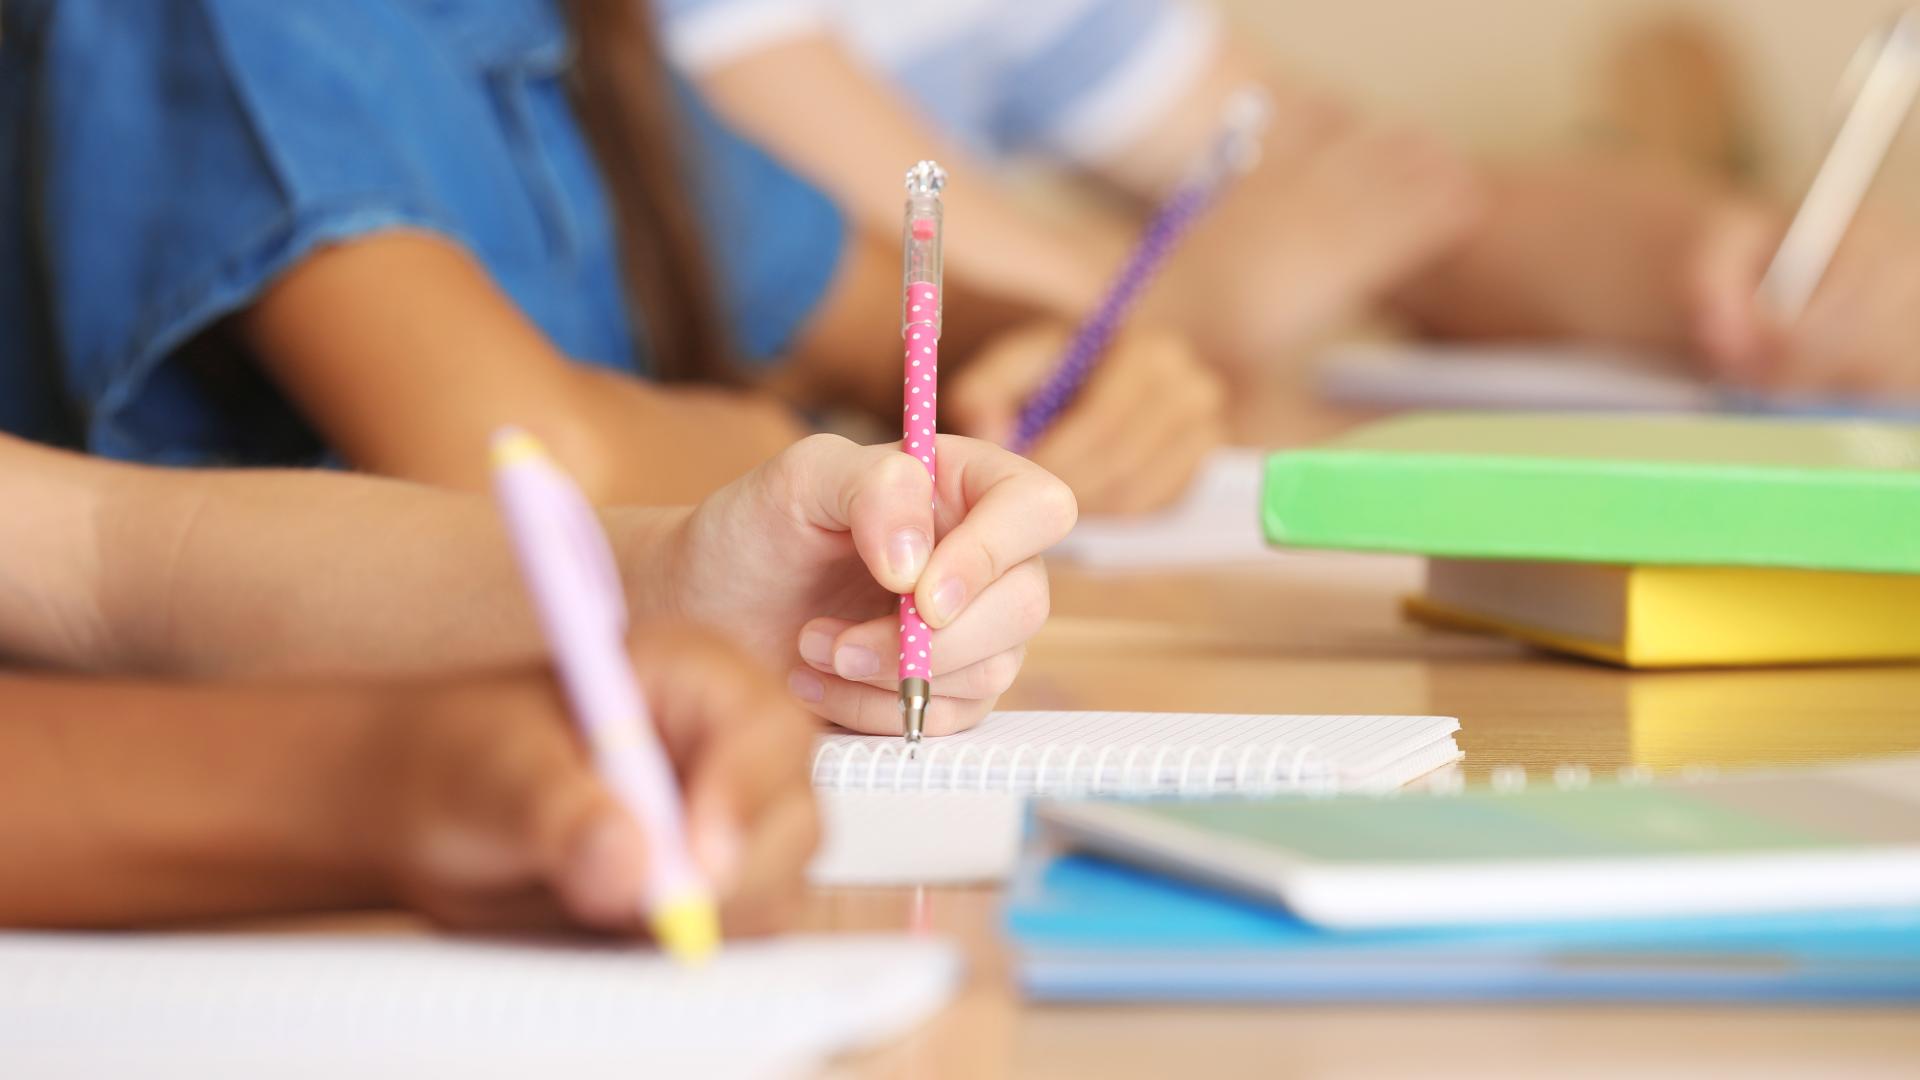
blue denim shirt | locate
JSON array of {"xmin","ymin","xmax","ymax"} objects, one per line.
[{"xmin": 0, "ymin": 0, "xmax": 844, "ymax": 464}]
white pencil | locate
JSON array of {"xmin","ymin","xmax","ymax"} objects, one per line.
[{"xmin": 1759, "ymin": 11, "xmax": 1920, "ymax": 319}]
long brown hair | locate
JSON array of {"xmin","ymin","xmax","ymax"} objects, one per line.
[{"xmin": 563, "ymin": 0, "xmax": 733, "ymax": 384}]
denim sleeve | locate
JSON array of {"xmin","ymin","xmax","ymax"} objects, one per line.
[
  {"xmin": 30, "ymin": 0, "xmax": 484, "ymax": 464},
  {"xmin": 676, "ymin": 79, "xmax": 846, "ymax": 366}
]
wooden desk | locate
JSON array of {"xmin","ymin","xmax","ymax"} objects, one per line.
[{"xmin": 816, "ymin": 558, "xmax": 1920, "ymax": 1079}]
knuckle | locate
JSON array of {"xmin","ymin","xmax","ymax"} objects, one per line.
[
  {"xmin": 1032, "ymin": 474, "xmax": 1079, "ymax": 538},
  {"xmin": 794, "ymin": 431, "xmax": 851, "ymax": 456},
  {"xmin": 765, "ymin": 433, "xmax": 847, "ymax": 509}
]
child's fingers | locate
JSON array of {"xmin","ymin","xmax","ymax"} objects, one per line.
[
  {"xmin": 1024, "ymin": 339, "xmax": 1171, "ymax": 471},
  {"xmin": 1030, "ymin": 342, "xmax": 1224, "ymax": 512},
  {"xmin": 1686, "ymin": 204, "xmax": 1783, "ymax": 384},
  {"xmin": 917, "ymin": 439, "xmax": 1075, "ymax": 629},
  {"xmin": 797, "ymin": 559, "xmax": 1048, "ymax": 686},
  {"xmin": 1099, "ymin": 415, "xmax": 1226, "ymax": 517},
  {"xmin": 898, "ymin": 647, "xmax": 1024, "ymax": 701},
  {"xmin": 788, "ymin": 673, "xmax": 998, "ymax": 736},
  {"xmin": 623, "ymin": 623, "xmax": 814, "ymax": 894},
  {"xmin": 1037, "ymin": 392, "xmax": 1217, "ymax": 516},
  {"xmin": 776, "ymin": 434, "xmax": 937, "ymax": 595},
  {"xmin": 945, "ymin": 326, "xmax": 1066, "ymax": 446},
  {"xmin": 800, "ymin": 639, "xmax": 1026, "ymax": 701},
  {"xmin": 601, "ymin": 621, "xmax": 815, "ymax": 924},
  {"xmin": 524, "ymin": 763, "xmax": 650, "ymax": 935},
  {"xmin": 681, "ymin": 699, "xmax": 816, "ymax": 896}
]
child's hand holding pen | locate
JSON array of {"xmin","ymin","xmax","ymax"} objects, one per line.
[
  {"xmin": 386, "ymin": 622, "xmax": 818, "ymax": 941},
  {"xmin": 0, "ymin": 624, "xmax": 815, "ymax": 939},
  {"xmin": 644, "ymin": 433, "xmax": 1077, "ymax": 737},
  {"xmin": 947, "ymin": 321, "xmax": 1227, "ymax": 516}
]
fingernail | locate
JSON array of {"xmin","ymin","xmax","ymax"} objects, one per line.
[
  {"xmin": 928, "ymin": 577, "xmax": 967, "ymax": 626},
  {"xmin": 833, "ymin": 644, "xmax": 880, "ymax": 680},
  {"xmin": 787, "ymin": 669, "xmax": 825, "ymax": 703},
  {"xmin": 798, "ymin": 628, "xmax": 834, "ymax": 668},
  {"xmin": 887, "ymin": 527, "xmax": 931, "ymax": 583}
]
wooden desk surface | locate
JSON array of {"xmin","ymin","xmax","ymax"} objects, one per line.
[{"xmin": 817, "ymin": 557, "xmax": 1920, "ymax": 1079}]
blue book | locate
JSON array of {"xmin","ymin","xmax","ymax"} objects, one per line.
[{"xmin": 1006, "ymin": 854, "xmax": 1920, "ymax": 1003}]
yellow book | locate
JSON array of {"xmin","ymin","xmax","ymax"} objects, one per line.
[{"xmin": 1406, "ymin": 558, "xmax": 1920, "ymax": 668}]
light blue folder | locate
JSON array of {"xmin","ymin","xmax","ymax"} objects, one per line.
[{"xmin": 1006, "ymin": 855, "xmax": 1920, "ymax": 1003}]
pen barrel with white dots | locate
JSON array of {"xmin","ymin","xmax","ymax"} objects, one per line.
[{"xmin": 900, "ymin": 177, "xmax": 943, "ymax": 687}]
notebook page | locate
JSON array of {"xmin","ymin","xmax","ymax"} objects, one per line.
[
  {"xmin": 0, "ymin": 933, "xmax": 959, "ymax": 1080},
  {"xmin": 812, "ymin": 711, "xmax": 1462, "ymax": 795}
]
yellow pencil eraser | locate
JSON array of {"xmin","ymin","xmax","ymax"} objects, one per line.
[
  {"xmin": 489, "ymin": 427, "xmax": 549, "ymax": 467},
  {"xmin": 651, "ymin": 897, "xmax": 721, "ymax": 966}
]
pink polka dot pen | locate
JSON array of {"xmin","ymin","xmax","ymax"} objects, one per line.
[{"xmin": 899, "ymin": 159, "xmax": 946, "ymax": 757}]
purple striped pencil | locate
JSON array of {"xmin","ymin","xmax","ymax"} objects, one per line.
[{"xmin": 1011, "ymin": 90, "xmax": 1270, "ymax": 454}]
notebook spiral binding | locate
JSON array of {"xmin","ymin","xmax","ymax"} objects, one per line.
[
  {"xmin": 810, "ymin": 739, "xmax": 1334, "ymax": 796},
  {"xmin": 813, "ymin": 740, "xmax": 1715, "ymax": 799}
]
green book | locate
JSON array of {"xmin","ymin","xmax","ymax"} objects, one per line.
[{"xmin": 1261, "ymin": 413, "xmax": 1920, "ymax": 573}]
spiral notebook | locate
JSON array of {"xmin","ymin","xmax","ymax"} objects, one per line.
[
  {"xmin": 809, "ymin": 711, "xmax": 1462, "ymax": 886},
  {"xmin": 0, "ymin": 933, "xmax": 959, "ymax": 1078}
]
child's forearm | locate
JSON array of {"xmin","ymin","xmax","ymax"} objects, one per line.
[
  {"xmin": 0, "ymin": 676, "xmax": 394, "ymax": 927},
  {"xmin": 0, "ymin": 438, "xmax": 115, "ymax": 669},
  {"xmin": 238, "ymin": 230, "xmax": 801, "ymax": 507},
  {"xmin": 696, "ymin": 33, "xmax": 1115, "ymax": 321},
  {"xmin": 0, "ymin": 437, "xmax": 687, "ymax": 679},
  {"xmin": 93, "ymin": 464, "xmax": 691, "ymax": 680}
]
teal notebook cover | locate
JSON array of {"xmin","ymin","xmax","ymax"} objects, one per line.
[
  {"xmin": 1006, "ymin": 854, "xmax": 1920, "ymax": 1002},
  {"xmin": 1261, "ymin": 413, "xmax": 1920, "ymax": 573}
]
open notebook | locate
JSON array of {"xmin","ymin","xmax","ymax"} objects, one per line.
[
  {"xmin": 809, "ymin": 711, "xmax": 1462, "ymax": 886},
  {"xmin": 0, "ymin": 933, "xmax": 958, "ymax": 1079}
]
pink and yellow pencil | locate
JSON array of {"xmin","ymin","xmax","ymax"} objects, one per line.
[{"xmin": 898, "ymin": 160, "xmax": 945, "ymax": 755}]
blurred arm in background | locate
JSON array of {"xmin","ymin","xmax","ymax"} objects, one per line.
[{"xmin": 666, "ymin": 0, "xmax": 1920, "ymax": 400}]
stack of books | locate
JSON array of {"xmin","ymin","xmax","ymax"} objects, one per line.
[
  {"xmin": 1261, "ymin": 413, "xmax": 1920, "ymax": 668},
  {"xmin": 1006, "ymin": 759, "xmax": 1920, "ymax": 1003}
]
